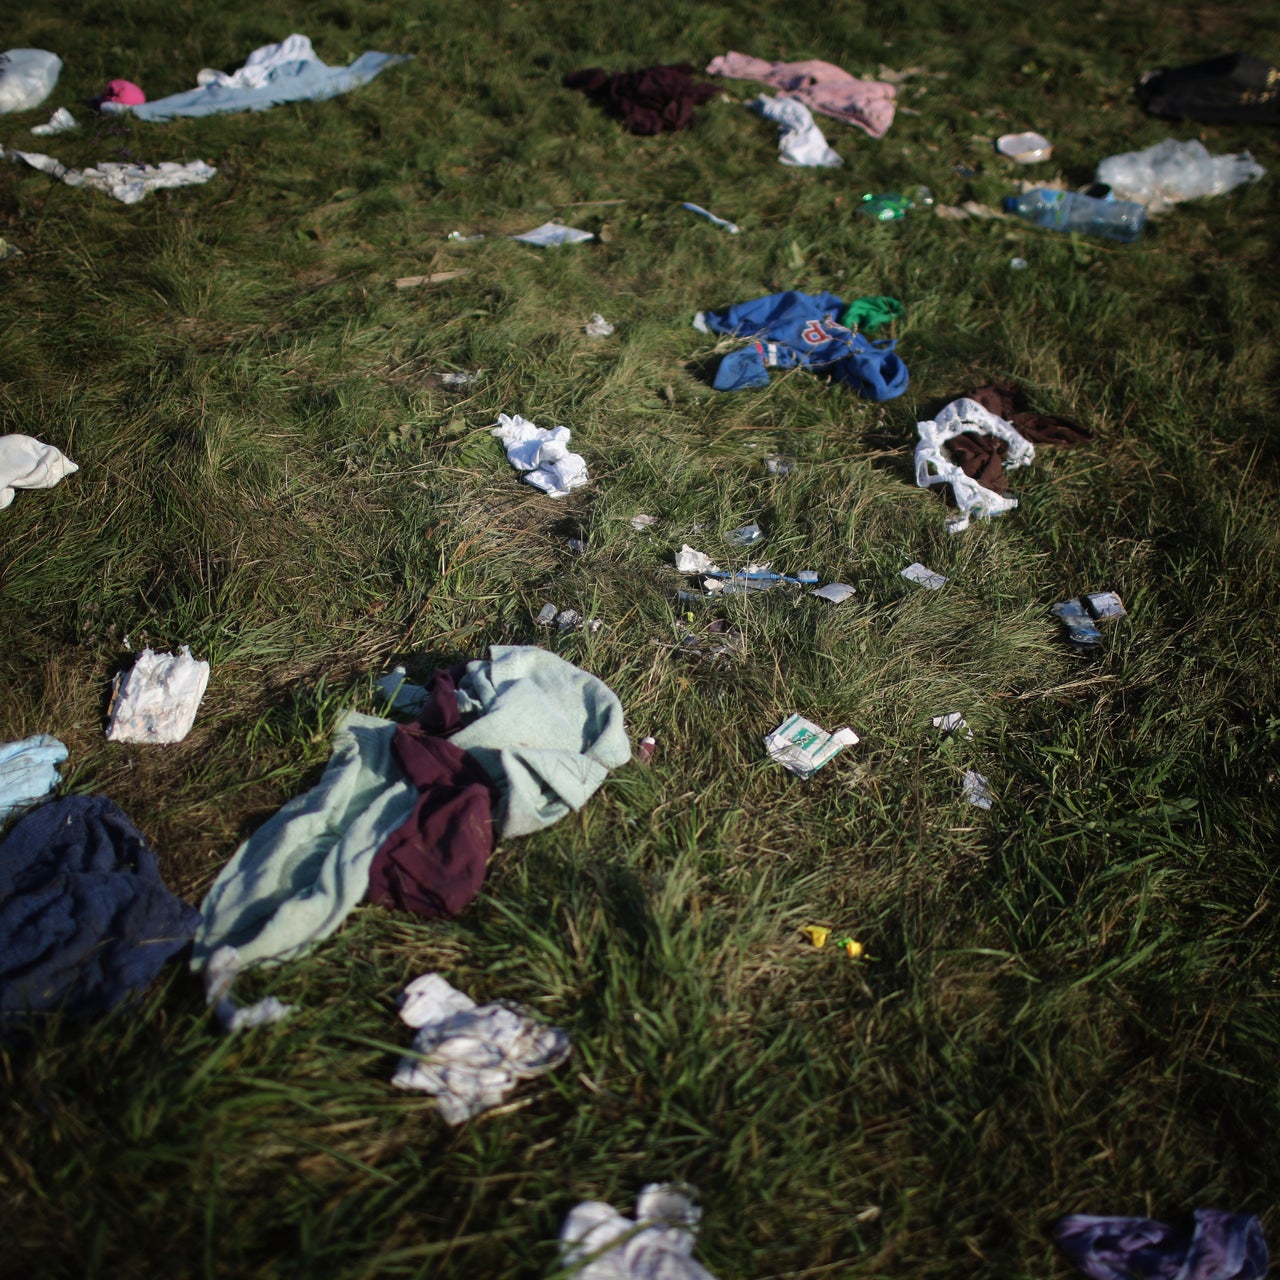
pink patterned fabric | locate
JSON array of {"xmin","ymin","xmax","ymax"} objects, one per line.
[{"xmin": 705, "ymin": 52, "xmax": 896, "ymax": 138}]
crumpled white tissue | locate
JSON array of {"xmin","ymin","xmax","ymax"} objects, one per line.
[
  {"xmin": 31, "ymin": 106, "xmax": 76, "ymax": 136},
  {"xmin": 106, "ymin": 646, "xmax": 210, "ymax": 744},
  {"xmin": 204, "ymin": 945, "xmax": 295, "ymax": 1033},
  {"xmin": 0, "ymin": 434, "xmax": 77, "ymax": 509},
  {"xmin": 674, "ymin": 545, "xmax": 722, "ymax": 574},
  {"xmin": 751, "ymin": 94, "xmax": 842, "ymax": 167},
  {"xmin": 559, "ymin": 1182, "xmax": 718, "ymax": 1280},
  {"xmin": 585, "ymin": 313, "xmax": 615, "ymax": 337},
  {"xmin": 914, "ymin": 398, "xmax": 1034, "ymax": 533},
  {"xmin": 490, "ymin": 413, "xmax": 589, "ymax": 497},
  {"xmin": 1, "ymin": 147, "xmax": 217, "ymax": 205},
  {"xmin": 391, "ymin": 972, "xmax": 571, "ymax": 1124}
]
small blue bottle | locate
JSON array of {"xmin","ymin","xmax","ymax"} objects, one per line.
[{"xmin": 1004, "ymin": 189, "xmax": 1146, "ymax": 243}]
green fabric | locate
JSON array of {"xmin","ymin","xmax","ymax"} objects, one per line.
[
  {"xmin": 450, "ymin": 645, "xmax": 632, "ymax": 838},
  {"xmin": 839, "ymin": 295, "xmax": 904, "ymax": 332},
  {"xmin": 191, "ymin": 711, "xmax": 416, "ymax": 969}
]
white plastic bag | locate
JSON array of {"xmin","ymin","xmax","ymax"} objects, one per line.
[
  {"xmin": 0, "ymin": 50, "xmax": 62, "ymax": 113},
  {"xmin": 1096, "ymin": 139, "xmax": 1264, "ymax": 213}
]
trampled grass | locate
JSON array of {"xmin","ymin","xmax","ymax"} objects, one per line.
[{"xmin": 1, "ymin": 0, "xmax": 1279, "ymax": 1276}]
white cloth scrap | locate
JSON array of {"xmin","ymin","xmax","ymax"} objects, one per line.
[
  {"xmin": 203, "ymin": 945, "xmax": 295, "ymax": 1033},
  {"xmin": 751, "ymin": 94, "xmax": 842, "ymax": 167},
  {"xmin": 901, "ymin": 562, "xmax": 947, "ymax": 590},
  {"xmin": 915, "ymin": 398, "xmax": 1034, "ymax": 533},
  {"xmin": 765, "ymin": 714, "xmax": 858, "ymax": 779},
  {"xmin": 510, "ymin": 221, "xmax": 593, "ymax": 246},
  {"xmin": 0, "ymin": 734, "xmax": 68, "ymax": 823},
  {"xmin": 106, "ymin": 646, "xmax": 210, "ymax": 744},
  {"xmin": 0, "ymin": 434, "xmax": 77, "ymax": 509},
  {"xmin": 585, "ymin": 313, "xmax": 615, "ymax": 337},
  {"xmin": 490, "ymin": 413, "xmax": 589, "ymax": 497},
  {"xmin": 392, "ymin": 973, "xmax": 571, "ymax": 1124},
  {"xmin": 962, "ymin": 770, "xmax": 994, "ymax": 810},
  {"xmin": 932, "ymin": 712, "xmax": 973, "ymax": 740},
  {"xmin": 674, "ymin": 545, "xmax": 721, "ymax": 574},
  {"xmin": 196, "ymin": 33, "xmax": 317, "ymax": 90},
  {"xmin": 1, "ymin": 147, "xmax": 216, "ymax": 205},
  {"xmin": 31, "ymin": 106, "xmax": 77, "ymax": 136},
  {"xmin": 560, "ymin": 1183, "xmax": 718, "ymax": 1280}
]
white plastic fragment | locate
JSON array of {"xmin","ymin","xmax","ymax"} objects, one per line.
[
  {"xmin": 447, "ymin": 230, "xmax": 485, "ymax": 242},
  {"xmin": 1084, "ymin": 591, "xmax": 1126, "ymax": 620},
  {"xmin": 204, "ymin": 945, "xmax": 295, "ymax": 1034},
  {"xmin": 0, "ymin": 49, "xmax": 62, "ymax": 113},
  {"xmin": 0, "ymin": 434, "xmax": 77, "ymax": 509},
  {"xmin": 490, "ymin": 412, "xmax": 589, "ymax": 497},
  {"xmin": 106, "ymin": 646, "xmax": 210, "ymax": 744},
  {"xmin": 765, "ymin": 714, "xmax": 859, "ymax": 779},
  {"xmin": 932, "ymin": 712, "xmax": 973, "ymax": 740},
  {"xmin": 691, "ymin": 311, "xmax": 711, "ymax": 334},
  {"xmin": 31, "ymin": 106, "xmax": 77, "ymax": 136},
  {"xmin": 997, "ymin": 130, "xmax": 1052, "ymax": 163},
  {"xmin": 962, "ymin": 770, "xmax": 994, "ymax": 810},
  {"xmin": 630, "ymin": 513, "xmax": 659, "ymax": 532},
  {"xmin": 559, "ymin": 1182, "xmax": 718, "ymax": 1280},
  {"xmin": 536, "ymin": 603, "xmax": 558, "ymax": 626},
  {"xmin": 391, "ymin": 972, "xmax": 572, "ymax": 1124},
  {"xmin": 1010, "ymin": 257, "xmax": 1029, "ymax": 270},
  {"xmin": 915, "ymin": 398, "xmax": 1034, "ymax": 531},
  {"xmin": 440, "ymin": 370, "xmax": 481, "ymax": 388},
  {"xmin": 555, "ymin": 609, "xmax": 582, "ymax": 631},
  {"xmin": 1096, "ymin": 138, "xmax": 1264, "ymax": 214},
  {"xmin": 682, "ymin": 202, "xmax": 740, "ymax": 234},
  {"xmin": 902, "ymin": 563, "xmax": 947, "ymax": 590},
  {"xmin": 510, "ymin": 221, "xmax": 594, "ymax": 246},
  {"xmin": 726, "ymin": 522, "xmax": 763, "ymax": 546},
  {"xmin": 585, "ymin": 313, "xmax": 615, "ymax": 337},
  {"xmin": 675, "ymin": 545, "xmax": 722, "ymax": 574},
  {"xmin": 810, "ymin": 582, "xmax": 856, "ymax": 603},
  {"xmin": 764, "ymin": 454, "xmax": 794, "ymax": 475}
]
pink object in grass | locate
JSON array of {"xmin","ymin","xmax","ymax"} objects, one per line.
[{"xmin": 101, "ymin": 79, "xmax": 146, "ymax": 105}]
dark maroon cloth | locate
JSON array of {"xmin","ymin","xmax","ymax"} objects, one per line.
[
  {"xmin": 965, "ymin": 382, "xmax": 1093, "ymax": 446},
  {"xmin": 947, "ymin": 431, "xmax": 1010, "ymax": 494},
  {"xmin": 564, "ymin": 64, "xmax": 716, "ymax": 135},
  {"xmin": 365, "ymin": 663, "xmax": 497, "ymax": 920}
]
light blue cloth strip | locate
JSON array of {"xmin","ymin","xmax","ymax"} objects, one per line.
[
  {"xmin": 0, "ymin": 734, "xmax": 68, "ymax": 823},
  {"xmin": 109, "ymin": 51, "xmax": 410, "ymax": 122}
]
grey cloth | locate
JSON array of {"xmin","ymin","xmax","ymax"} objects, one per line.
[{"xmin": 0, "ymin": 795, "xmax": 200, "ymax": 1027}]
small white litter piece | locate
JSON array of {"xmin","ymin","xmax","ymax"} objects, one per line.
[
  {"xmin": 764, "ymin": 454, "xmax": 794, "ymax": 475},
  {"xmin": 810, "ymin": 582, "xmax": 856, "ymax": 603},
  {"xmin": 106, "ymin": 646, "xmax": 210, "ymax": 744},
  {"xmin": 376, "ymin": 665, "xmax": 432, "ymax": 714},
  {"xmin": 765, "ymin": 714, "xmax": 859, "ymax": 780},
  {"xmin": 691, "ymin": 311, "xmax": 711, "ymax": 333},
  {"xmin": 203, "ymin": 945, "xmax": 294, "ymax": 1034},
  {"xmin": 932, "ymin": 712, "xmax": 973, "ymax": 740},
  {"xmin": 584, "ymin": 313, "xmax": 615, "ymax": 337},
  {"xmin": 902, "ymin": 562, "xmax": 947, "ymax": 590},
  {"xmin": 391, "ymin": 972, "xmax": 571, "ymax": 1125},
  {"xmin": 997, "ymin": 130, "xmax": 1052, "ymax": 163},
  {"xmin": 1083, "ymin": 590, "xmax": 1126, "ymax": 620},
  {"xmin": 447, "ymin": 230, "xmax": 485, "ymax": 242},
  {"xmin": 961, "ymin": 770, "xmax": 994, "ymax": 810},
  {"xmin": 675, "ymin": 545, "xmax": 722, "ymax": 574},
  {"xmin": 535, "ymin": 603, "xmax": 558, "ymax": 627},
  {"xmin": 440, "ymin": 370, "xmax": 481, "ymax": 388},
  {"xmin": 31, "ymin": 106, "xmax": 76, "ymax": 136},
  {"xmin": 490, "ymin": 413, "xmax": 589, "ymax": 498},
  {"xmin": 0, "ymin": 434, "xmax": 77, "ymax": 509},
  {"xmin": 682, "ymin": 202, "xmax": 740, "ymax": 234},
  {"xmin": 630, "ymin": 513, "xmax": 659, "ymax": 532},
  {"xmin": 751, "ymin": 93, "xmax": 842, "ymax": 168},
  {"xmin": 559, "ymin": 1182, "xmax": 719, "ymax": 1280},
  {"xmin": 510, "ymin": 221, "xmax": 594, "ymax": 247}
]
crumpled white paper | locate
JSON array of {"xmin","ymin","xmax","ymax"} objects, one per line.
[
  {"xmin": 585, "ymin": 313, "xmax": 615, "ymax": 337},
  {"xmin": 0, "ymin": 434, "xmax": 77, "ymax": 509},
  {"xmin": 106, "ymin": 646, "xmax": 210, "ymax": 744},
  {"xmin": 765, "ymin": 714, "xmax": 859, "ymax": 779},
  {"xmin": 901, "ymin": 562, "xmax": 947, "ymax": 590},
  {"xmin": 559, "ymin": 1183, "xmax": 718, "ymax": 1280},
  {"xmin": 31, "ymin": 106, "xmax": 76, "ymax": 136},
  {"xmin": 2, "ymin": 147, "xmax": 217, "ymax": 205},
  {"xmin": 914, "ymin": 397, "xmax": 1035, "ymax": 533},
  {"xmin": 751, "ymin": 94, "xmax": 842, "ymax": 167},
  {"xmin": 391, "ymin": 972, "xmax": 571, "ymax": 1124},
  {"xmin": 962, "ymin": 770, "xmax": 994, "ymax": 810},
  {"xmin": 490, "ymin": 413, "xmax": 589, "ymax": 497}
]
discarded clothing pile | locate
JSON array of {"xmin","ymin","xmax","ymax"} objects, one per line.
[
  {"xmin": 1, "ymin": 148, "xmax": 216, "ymax": 204},
  {"xmin": 193, "ymin": 646, "xmax": 630, "ymax": 970},
  {"xmin": 1137, "ymin": 52, "xmax": 1280, "ymax": 125},
  {"xmin": 105, "ymin": 33, "xmax": 409, "ymax": 121},
  {"xmin": 560, "ymin": 1183, "xmax": 719, "ymax": 1280},
  {"xmin": 706, "ymin": 51, "xmax": 897, "ymax": 138},
  {"xmin": 391, "ymin": 972, "xmax": 571, "ymax": 1123},
  {"xmin": 0, "ymin": 796, "xmax": 200, "ymax": 1029},
  {"xmin": 564, "ymin": 64, "xmax": 716, "ymax": 135},
  {"xmin": 0, "ymin": 735, "xmax": 67, "ymax": 823},
  {"xmin": 696, "ymin": 291, "xmax": 908, "ymax": 400},
  {"xmin": 0, "ymin": 434, "xmax": 77, "ymax": 508},
  {"xmin": 915, "ymin": 383, "xmax": 1091, "ymax": 532},
  {"xmin": 1055, "ymin": 1209, "xmax": 1268, "ymax": 1280}
]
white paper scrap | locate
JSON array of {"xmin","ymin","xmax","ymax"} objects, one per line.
[
  {"xmin": 490, "ymin": 412, "xmax": 589, "ymax": 498},
  {"xmin": 584, "ymin": 313, "xmax": 614, "ymax": 337},
  {"xmin": 765, "ymin": 714, "xmax": 859, "ymax": 780},
  {"xmin": 961, "ymin": 770, "xmax": 994, "ymax": 810},
  {"xmin": 902, "ymin": 562, "xmax": 947, "ymax": 590},
  {"xmin": 630, "ymin": 513, "xmax": 659, "ymax": 531},
  {"xmin": 932, "ymin": 712, "xmax": 973, "ymax": 739},
  {"xmin": 106, "ymin": 646, "xmax": 210, "ymax": 744},
  {"xmin": 675, "ymin": 544, "xmax": 722, "ymax": 574},
  {"xmin": 810, "ymin": 583, "xmax": 856, "ymax": 603},
  {"xmin": 510, "ymin": 221, "xmax": 594, "ymax": 247},
  {"xmin": 31, "ymin": 107, "xmax": 77, "ymax": 136}
]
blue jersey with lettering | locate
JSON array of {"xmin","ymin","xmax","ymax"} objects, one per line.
[{"xmin": 701, "ymin": 290, "xmax": 908, "ymax": 401}]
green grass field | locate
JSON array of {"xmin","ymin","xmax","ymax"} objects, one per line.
[{"xmin": 2, "ymin": 1, "xmax": 1279, "ymax": 1276}]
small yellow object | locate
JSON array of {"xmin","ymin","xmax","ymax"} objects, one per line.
[
  {"xmin": 800, "ymin": 925, "xmax": 830, "ymax": 949},
  {"xmin": 838, "ymin": 938, "xmax": 864, "ymax": 960}
]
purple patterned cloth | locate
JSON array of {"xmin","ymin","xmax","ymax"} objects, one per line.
[{"xmin": 1055, "ymin": 1210, "xmax": 1268, "ymax": 1280}]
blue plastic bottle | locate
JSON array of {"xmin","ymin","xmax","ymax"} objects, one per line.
[{"xmin": 1003, "ymin": 189, "xmax": 1146, "ymax": 243}]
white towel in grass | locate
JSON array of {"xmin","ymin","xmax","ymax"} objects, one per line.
[
  {"xmin": 0, "ymin": 434, "xmax": 77, "ymax": 508},
  {"xmin": 490, "ymin": 413, "xmax": 589, "ymax": 497}
]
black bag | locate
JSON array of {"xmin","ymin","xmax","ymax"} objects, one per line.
[{"xmin": 1137, "ymin": 52, "xmax": 1280, "ymax": 124}]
